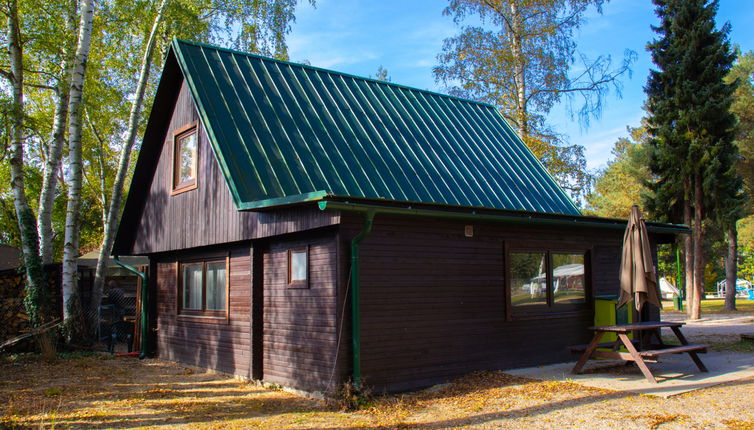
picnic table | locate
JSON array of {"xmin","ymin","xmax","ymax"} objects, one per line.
[{"xmin": 570, "ymin": 321, "xmax": 709, "ymax": 383}]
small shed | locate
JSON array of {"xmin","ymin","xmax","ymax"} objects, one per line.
[{"xmin": 113, "ymin": 39, "xmax": 686, "ymax": 394}]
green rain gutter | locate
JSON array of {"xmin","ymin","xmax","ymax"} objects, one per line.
[
  {"xmin": 113, "ymin": 257, "xmax": 149, "ymax": 359},
  {"xmin": 318, "ymin": 201, "xmax": 690, "ymax": 235}
]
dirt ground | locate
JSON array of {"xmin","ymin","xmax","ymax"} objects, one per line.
[{"xmin": 1, "ymin": 352, "xmax": 753, "ymax": 430}]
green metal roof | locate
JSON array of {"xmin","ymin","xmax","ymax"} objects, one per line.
[{"xmin": 171, "ymin": 39, "xmax": 581, "ymax": 215}]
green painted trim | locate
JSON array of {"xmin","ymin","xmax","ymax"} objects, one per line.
[
  {"xmin": 172, "ymin": 38, "xmax": 500, "ymax": 112},
  {"xmin": 114, "ymin": 256, "xmax": 149, "ymax": 359},
  {"xmin": 317, "ymin": 200, "xmax": 690, "ymax": 234},
  {"xmin": 237, "ymin": 190, "xmax": 329, "ymax": 210},
  {"xmin": 171, "ymin": 39, "xmax": 246, "ymax": 209}
]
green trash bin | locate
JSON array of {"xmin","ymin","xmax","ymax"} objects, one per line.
[{"xmin": 594, "ymin": 294, "xmax": 633, "ymax": 343}]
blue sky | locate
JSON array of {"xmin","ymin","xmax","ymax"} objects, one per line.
[{"xmin": 287, "ymin": 0, "xmax": 754, "ymax": 172}]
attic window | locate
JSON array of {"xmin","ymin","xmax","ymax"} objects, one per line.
[{"xmin": 172, "ymin": 122, "xmax": 198, "ymax": 194}]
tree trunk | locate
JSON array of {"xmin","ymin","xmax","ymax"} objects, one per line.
[
  {"xmin": 684, "ymin": 184, "xmax": 694, "ymax": 319},
  {"xmin": 37, "ymin": 0, "xmax": 78, "ymax": 265},
  {"xmin": 691, "ymin": 173, "xmax": 704, "ymax": 320},
  {"xmin": 7, "ymin": 0, "xmax": 55, "ymax": 360},
  {"xmin": 724, "ymin": 222, "xmax": 737, "ymax": 311},
  {"xmin": 507, "ymin": 2, "xmax": 528, "ymax": 140},
  {"xmin": 61, "ymin": 0, "xmax": 94, "ymax": 333},
  {"xmin": 90, "ymin": 0, "xmax": 169, "ymax": 321}
]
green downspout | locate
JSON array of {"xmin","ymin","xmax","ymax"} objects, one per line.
[
  {"xmin": 114, "ymin": 257, "xmax": 149, "ymax": 359},
  {"xmin": 350, "ymin": 210, "xmax": 375, "ymax": 389}
]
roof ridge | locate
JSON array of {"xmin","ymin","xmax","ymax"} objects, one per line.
[{"xmin": 171, "ymin": 38, "xmax": 500, "ymax": 111}]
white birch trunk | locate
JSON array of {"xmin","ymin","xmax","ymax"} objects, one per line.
[
  {"xmin": 507, "ymin": 2, "xmax": 528, "ymax": 140},
  {"xmin": 62, "ymin": 0, "xmax": 94, "ymax": 323},
  {"xmin": 7, "ymin": 0, "xmax": 39, "ymax": 292},
  {"xmin": 90, "ymin": 0, "xmax": 169, "ymax": 316},
  {"xmin": 7, "ymin": 0, "xmax": 52, "ymax": 364},
  {"xmin": 38, "ymin": 0, "xmax": 78, "ymax": 265}
]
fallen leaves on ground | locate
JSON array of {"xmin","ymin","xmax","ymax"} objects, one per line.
[{"xmin": 0, "ymin": 353, "xmax": 752, "ymax": 429}]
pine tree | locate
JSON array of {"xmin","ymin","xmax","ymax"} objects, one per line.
[{"xmin": 644, "ymin": 0, "xmax": 738, "ymax": 319}]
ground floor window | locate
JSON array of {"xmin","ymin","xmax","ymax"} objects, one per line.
[
  {"xmin": 178, "ymin": 257, "xmax": 228, "ymax": 317},
  {"xmin": 507, "ymin": 246, "xmax": 589, "ymax": 317}
]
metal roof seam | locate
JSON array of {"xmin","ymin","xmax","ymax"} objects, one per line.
[
  {"xmin": 350, "ymin": 79, "xmax": 430, "ymax": 202},
  {"xmin": 336, "ymin": 75, "xmax": 423, "ymax": 203},
  {"xmin": 173, "ymin": 38, "xmax": 502, "ymax": 111},
  {"xmin": 488, "ymin": 108, "xmax": 582, "ymax": 215},
  {"xmin": 410, "ymin": 90, "xmax": 493, "ymax": 208},
  {"xmin": 461, "ymin": 102, "xmax": 550, "ymax": 212},
  {"xmin": 172, "ymin": 40, "xmax": 245, "ymax": 208},
  {"xmin": 274, "ymin": 63, "xmax": 349, "ymax": 195},
  {"xmin": 208, "ymin": 49, "xmax": 273, "ymax": 197},
  {"xmin": 222, "ymin": 50, "xmax": 283, "ymax": 196},
  {"xmin": 436, "ymin": 96, "xmax": 530, "ymax": 211}
]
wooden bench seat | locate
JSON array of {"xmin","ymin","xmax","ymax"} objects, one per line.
[
  {"xmin": 568, "ymin": 340, "xmax": 639, "ymax": 354},
  {"xmin": 639, "ymin": 344, "xmax": 709, "ymax": 360}
]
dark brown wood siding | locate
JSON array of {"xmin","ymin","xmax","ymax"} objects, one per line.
[
  {"xmin": 339, "ymin": 213, "xmax": 626, "ymax": 393},
  {"xmin": 154, "ymin": 246, "xmax": 251, "ymax": 377},
  {"xmin": 129, "ymin": 81, "xmax": 339, "ymax": 255},
  {"xmin": 262, "ymin": 231, "xmax": 339, "ymax": 393}
]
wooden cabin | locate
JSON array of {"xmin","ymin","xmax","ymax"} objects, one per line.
[{"xmin": 113, "ymin": 39, "xmax": 684, "ymax": 394}]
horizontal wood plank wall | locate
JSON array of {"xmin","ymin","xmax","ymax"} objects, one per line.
[
  {"xmin": 130, "ymin": 80, "xmax": 340, "ymax": 255},
  {"xmin": 154, "ymin": 247, "xmax": 251, "ymax": 377},
  {"xmin": 262, "ymin": 232, "xmax": 338, "ymax": 393},
  {"xmin": 339, "ymin": 213, "xmax": 625, "ymax": 393}
]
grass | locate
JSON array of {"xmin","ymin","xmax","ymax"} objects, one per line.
[{"xmin": 662, "ymin": 298, "xmax": 754, "ymax": 313}]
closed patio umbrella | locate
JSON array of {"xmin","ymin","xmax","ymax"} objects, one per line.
[{"xmin": 617, "ymin": 205, "xmax": 661, "ymax": 311}]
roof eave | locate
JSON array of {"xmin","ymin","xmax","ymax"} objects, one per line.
[{"xmin": 315, "ymin": 200, "xmax": 690, "ymax": 236}]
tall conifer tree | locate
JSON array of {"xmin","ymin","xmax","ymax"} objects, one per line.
[{"xmin": 644, "ymin": 0, "xmax": 738, "ymax": 319}]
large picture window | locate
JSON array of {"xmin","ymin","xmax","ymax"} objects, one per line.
[
  {"xmin": 178, "ymin": 257, "xmax": 227, "ymax": 318},
  {"xmin": 507, "ymin": 246, "xmax": 589, "ymax": 317},
  {"xmin": 172, "ymin": 123, "xmax": 198, "ymax": 194}
]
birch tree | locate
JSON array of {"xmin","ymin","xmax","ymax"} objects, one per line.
[
  {"xmin": 434, "ymin": 0, "xmax": 634, "ymax": 200},
  {"xmin": 4, "ymin": 0, "xmax": 56, "ymax": 359},
  {"xmin": 38, "ymin": 0, "xmax": 78, "ymax": 266},
  {"xmin": 89, "ymin": 0, "xmax": 169, "ymax": 321},
  {"xmin": 61, "ymin": 0, "xmax": 94, "ymax": 326}
]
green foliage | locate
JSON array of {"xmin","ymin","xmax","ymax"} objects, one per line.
[
  {"xmin": 0, "ymin": 0, "xmax": 312, "ymax": 258},
  {"xmin": 727, "ymin": 50, "xmax": 754, "ymax": 213},
  {"xmin": 372, "ymin": 65, "xmax": 391, "ymax": 82},
  {"xmin": 434, "ymin": 0, "xmax": 634, "ymax": 201},
  {"xmin": 333, "ymin": 380, "xmax": 373, "ymax": 411},
  {"xmin": 44, "ymin": 387, "xmax": 63, "ymax": 397},
  {"xmin": 17, "ymin": 208, "xmax": 48, "ymax": 327},
  {"xmin": 643, "ymin": 0, "xmax": 739, "ymax": 224},
  {"xmin": 586, "ymin": 124, "xmax": 650, "ymax": 218}
]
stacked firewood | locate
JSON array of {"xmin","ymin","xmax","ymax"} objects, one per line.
[
  {"xmin": 0, "ymin": 270, "xmax": 30, "ymax": 347},
  {"xmin": 0, "ymin": 267, "xmax": 62, "ymax": 348}
]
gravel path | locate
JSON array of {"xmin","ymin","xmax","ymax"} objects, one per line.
[{"xmin": 661, "ymin": 312, "xmax": 754, "ymax": 340}]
